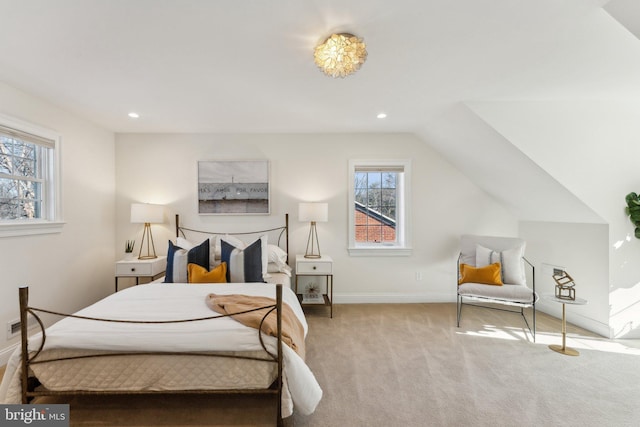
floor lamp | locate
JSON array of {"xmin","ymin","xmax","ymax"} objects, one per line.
[
  {"xmin": 299, "ymin": 202, "xmax": 328, "ymax": 259},
  {"xmin": 131, "ymin": 203, "xmax": 164, "ymax": 259}
]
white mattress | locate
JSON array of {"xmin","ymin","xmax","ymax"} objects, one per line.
[
  {"xmin": 0, "ymin": 283, "xmax": 321, "ymax": 417},
  {"xmin": 265, "ymin": 271, "xmax": 291, "ymax": 288}
]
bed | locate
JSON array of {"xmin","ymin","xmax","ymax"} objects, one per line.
[{"xmin": 0, "ymin": 214, "xmax": 322, "ymax": 425}]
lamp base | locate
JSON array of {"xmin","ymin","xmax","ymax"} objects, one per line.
[
  {"xmin": 137, "ymin": 222, "xmax": 158, "ymax": 260},
  {"xmin": 304, "ymin": 222, "xmax": 322, "ymax": 259}
]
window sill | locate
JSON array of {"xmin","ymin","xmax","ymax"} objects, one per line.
[
  {"xmin": 348, "ymin": 246, "xmax": 412, "ymax": 257},
  {"xmin": 0, "ymin": 221, "xmax": 65, "ymax": 238}
]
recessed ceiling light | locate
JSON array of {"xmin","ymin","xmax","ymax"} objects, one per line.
[
  {"xmin": 128, "ymin": 112, "xmax": 140, "ymax": 119},
  {"xmin": 377, "ymin": 113, "xmax": 387, "ymax": 119}
]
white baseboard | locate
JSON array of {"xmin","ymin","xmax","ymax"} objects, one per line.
[
  {"xmin": 334, "ymin": 293, "xmax": 454, "ymax": 304},
  {"xmin": 333, "ymin": 294, "xmax": 611, "ymax": 338},
  {"xmin": 0, "ymin": 342, "xmax": 18, "ymax": 367}
]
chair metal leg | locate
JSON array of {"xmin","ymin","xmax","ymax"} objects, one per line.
[
  {"xmin": 456, "ymin": 295, "xmax": 462, "ymax": 327},
  {"xmin": 533, "ymin": 302, "xmax": 536, "ymax": 342}
]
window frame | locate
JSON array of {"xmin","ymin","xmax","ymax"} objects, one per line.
[
  {"xmin": 0, "ymin": 113, "xmax": 63, "ymax": 237},
  {"xmin": 348, "ymin": 159, "xmax": 412, "ymax": 256}
]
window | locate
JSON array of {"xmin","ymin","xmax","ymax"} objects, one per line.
[
  {"xmin": 348, "ymin": 159, "xmax": 411, "ymax": 256},
  {"xmin": 0, "ymin": 113, "xmax": 62, "ymax": 237}
]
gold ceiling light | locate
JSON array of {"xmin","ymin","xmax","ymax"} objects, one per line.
[{"xmin": 314, "ymin": 33, "xmax": 367, "ymax": 78}]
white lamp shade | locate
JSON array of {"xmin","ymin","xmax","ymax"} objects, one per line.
[
  {"xmin": 298, "ymin": 202, "xmax": 328, "ymax": 222},
  {"xmin": 131, "ymin": 203, "xmax": 164, "ymax": 224}
]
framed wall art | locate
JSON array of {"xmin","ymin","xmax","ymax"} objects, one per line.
[{"xmin": 197, "ymin": 160, "xmax": 270, "ymax": 215}]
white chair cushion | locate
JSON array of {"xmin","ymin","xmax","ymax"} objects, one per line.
[{"xmin": 458, "ymin": 282, "xmax": 536, "ymax": 304}]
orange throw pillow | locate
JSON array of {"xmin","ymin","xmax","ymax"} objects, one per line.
[
  {"xmin": 459, "ymin": 262, "xmax": 503, "ymax": 286},
  {"xmin": 188, "ymin": 262, "xmax": 227, "ymax": 284}
]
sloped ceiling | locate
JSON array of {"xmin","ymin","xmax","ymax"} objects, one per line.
[
  {"xmin": 605, "ymin": 0, "xmax": 640, "ymax": 39},
  {"xmin": 0, "ymin": 0, "xmax": 638, "ymax": 224}
]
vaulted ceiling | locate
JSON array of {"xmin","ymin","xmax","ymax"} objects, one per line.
[{"xmin": 1, "ymin": 0, "xmax": 638, "ymax": 223}]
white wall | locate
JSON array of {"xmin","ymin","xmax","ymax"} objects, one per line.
[
  {"xmin": 520, "ymin": 221, "xmax": 610, "ymax": 336},
  {"xmin": 470, "ymin": 99, "xmax": 640, "ymax": 337},
  {"xmin": 0, "ymin": 82, "xmax": 115, "ymax": 364},
  {"xmin": 115, "ymin": 132, "xmax": 518, "ymax": 302}
]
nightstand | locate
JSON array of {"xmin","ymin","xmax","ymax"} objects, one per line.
[
  {"xmin": 294, "ymin": 254, "xmax": 333, "ymax": 318},
  {"xmin": 115, "ymin": 256, "xmax": 167, "ymax": 292}
]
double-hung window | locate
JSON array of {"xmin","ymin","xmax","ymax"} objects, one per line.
[
  {"xmin": 0, "ymin": 114, "xmax": 62, "ymax": 237},
  {"xmin": 348, "ymin": 159, "xmax": 411, "ymax": 256}
]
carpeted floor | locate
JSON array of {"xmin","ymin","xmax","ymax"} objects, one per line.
[{"xmin": 3, "ymin": 303, "xmax": 640, "ymax": 426}]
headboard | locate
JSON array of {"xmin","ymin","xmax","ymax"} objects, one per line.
[{"xmin": 175, "ymin": 214, "xmax": 289, "ymax": 262}]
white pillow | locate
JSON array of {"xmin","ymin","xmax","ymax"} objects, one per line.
[
  {"xmin": 268, "ymin": 244, "xmax": 291, "ymax": 273},
  {"xmin": 476, "ymin": 244, "xmax": 526, "ymax": 286},
  {"xmin": 267, "ymin": 262, "xmax": 292, "ymax": 276},
  {"xmin": 267, "ymin": 244, "xmax": 286, "ymax": 262}
]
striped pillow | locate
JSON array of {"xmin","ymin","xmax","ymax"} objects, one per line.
[
  {"xmin": 221, "ymin": 237, "xmax": 264, "ymax": 283},
  {"xmin": 165, "ymin": 239, "xmax": 210, "ymax": 283}
]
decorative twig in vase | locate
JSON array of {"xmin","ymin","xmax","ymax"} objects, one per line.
[{"xmin": 125, "ymin": 240, "xmax": 135, "ymax": 260}]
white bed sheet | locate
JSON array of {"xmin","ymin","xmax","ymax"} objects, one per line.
[{"xmin": 0, "ymin": 283, "xmax": 322, "ymax": 416}]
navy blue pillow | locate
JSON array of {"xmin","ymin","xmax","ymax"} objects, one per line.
[
  {"xmin": 165, "ymin": 239, "xmax": 209, "ymax": 283},
  {"xmin": 220, "ymin": 238, "xmax": 264, "ymax": 283}
]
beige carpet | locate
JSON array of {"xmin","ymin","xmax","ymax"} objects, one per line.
[{"xmin": 3, "ymin": 303, "xmax": 640, "ymax": 427}]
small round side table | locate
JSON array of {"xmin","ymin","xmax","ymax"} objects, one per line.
[{"xmin": 544, "ymin": 295, "xmax": 587, "ymax": 356}]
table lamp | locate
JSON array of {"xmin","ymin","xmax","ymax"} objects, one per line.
[
  {"xmin": 298, "ymin": 202, "xmax": 328, "ymax": 258},
  {"xmin": 130, "ymin": 203, "xmax": 164, "ymax": 259}
]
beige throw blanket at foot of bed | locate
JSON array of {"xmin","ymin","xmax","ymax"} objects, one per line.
[{"xmin": 205, "ymin": 294, "xmax": 306, "ymax": 359}]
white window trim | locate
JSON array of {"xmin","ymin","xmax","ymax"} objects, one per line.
[
  {"xmin": 348, "ymin": 159, "xmax": 412, "ymax": 256},
  {"xmin": 0, "ymin": 113, "xmax": 64, "ymax": 237}
]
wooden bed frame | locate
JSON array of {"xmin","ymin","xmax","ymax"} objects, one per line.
[{"xmin": 19, "ymin": 213, "xmax": 293, "ymax": 426}]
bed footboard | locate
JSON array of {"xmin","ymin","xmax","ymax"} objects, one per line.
[{"xmin": 18, "ymin": 285, "xmax": 286, "ymax": 426}]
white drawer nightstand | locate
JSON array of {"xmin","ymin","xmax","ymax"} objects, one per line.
[
  {"xmin": 115, "ymin": 256, "xmax": 166, "ymax": 292},
  {"xmin": 294, "ymin": 254, "xmax": 333, "ymax": 318}
]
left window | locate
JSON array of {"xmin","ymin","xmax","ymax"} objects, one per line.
[{"xmin": 0, "ymin": 113, "xmax": 62, "ymax": 237}]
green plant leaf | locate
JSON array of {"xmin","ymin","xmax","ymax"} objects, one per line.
[
  {"xmin": 626, "ymin": 192, "xmax": 638, "ymax": 204},
  {"xmin": 625, "ymin": 193, "xmax": 640, "ymax": 238}
]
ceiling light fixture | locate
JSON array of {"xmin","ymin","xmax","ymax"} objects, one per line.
[
  {"xmin": 377, "ymin": 113, "xmax": 387, "ymax": 119},
  {"xmin": 128, "ymin": 112, "xmax": 139, "ymax": 119},
  {"xmin": 314, "ymin": 33, "xmax": 367, "ymax": 78}
]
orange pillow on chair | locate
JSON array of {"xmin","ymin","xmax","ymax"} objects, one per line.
[
  {"xmin": 188, "ymin": 262, "xmax": 227, "ymax": 284},
  {"xmin": 459, "ymin": 262, "xmax": 503, "ymax": 286}
]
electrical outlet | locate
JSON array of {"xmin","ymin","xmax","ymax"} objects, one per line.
[{"xmin": 415, "ymin": 272, "xmax": 423, "ymax": 281}]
